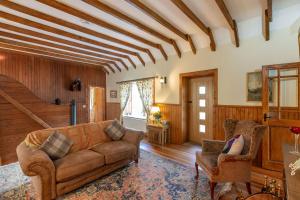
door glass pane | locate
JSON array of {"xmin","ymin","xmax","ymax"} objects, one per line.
[
  {"xmin": 199, "ymin": 99, "xmax": 206, "ymax": 107},
  {"xmin": 199, "ymin": 86, "xmax": 206, "ymax": 94},
  {"xmin": 199, "ymin": 124, "xmax": 205, "ymax": 133},
  {"xmin": 280, "ymin": 78, "xmax": 298, "ymax": 107},
  {"xmin": 199, "ymin": 112, "xmax": 206, "ymax": 120},
  {"xmin": 268, "ymin": 69, "xmax": 277, "ymax": 77}
]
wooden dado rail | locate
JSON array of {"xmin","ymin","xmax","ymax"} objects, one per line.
[{"xmin": 0, "ymin": 75, "xmax": 71, "ymax": 165}]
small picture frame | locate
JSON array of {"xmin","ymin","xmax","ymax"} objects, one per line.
[{"xmin": 110, "ymin": 90, "xmax": 117, "ymax": 98}]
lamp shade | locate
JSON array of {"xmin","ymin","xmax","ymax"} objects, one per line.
[{"xmin": 150, "ymin": 106, "xmax": 160, "ymax": 113}]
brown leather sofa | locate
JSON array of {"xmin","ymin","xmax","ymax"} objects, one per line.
[{"xmin": 16, "ymin": 120, "xmax": 144, "ymax": 200}]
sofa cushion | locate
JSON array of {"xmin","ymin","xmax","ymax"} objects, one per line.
[
  {"xmin": 196, "ymin": 151, "xmax": 219, "ymax": 175},
  {"xmin": 91, "ymin": 141, "xmax": 136, "ymax": 164},
  {"xmin": 24, "ymin": 125, "xmax": 88, "ymax": 154},
  {"xmin": 83, "ymin": 123, "xmax": 112, "ymax": 148},
  {"xmin": 54, "ymin": 150, "xmax": 105, "ymax": 182},
  {"xmin": 104, "ymin": 120, "xmax": 126, "ymax": 140},
  {"xmin": 40, "ymin": 131, "xmax": 73, "ymax": 160}
]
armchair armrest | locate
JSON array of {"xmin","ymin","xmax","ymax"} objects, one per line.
[
  {"xmin": 16, "ymin": 142, "xmax": 56, "ymax": 200},
  {"xmin": 202, "ymin": 139, "xmax": 225, "ymax": 153},
  {"xmin": 217, "ymin": 153, "xmax": 252, "ymax": 165},
  {"xmin": 217, "ymin": 153, "xmax": 252, "ymax": 182}
]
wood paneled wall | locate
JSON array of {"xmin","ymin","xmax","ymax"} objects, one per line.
[
  {"xmin": 0, "ymin": 51, "xmax": 106, "ymax": 124},
  {"xmin": 106, "ymin": 102, "xmax": 121, "ymax": 120},
  {"xmin": 0, "ymin": 51, "xmax": 106, "ymax": 165},
  {"xmin": 156, "ymin": 103, "xmax": 181, "ymax": 144}
]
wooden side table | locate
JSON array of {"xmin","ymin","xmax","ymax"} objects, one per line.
[{"xmin": 146, "ymin": 123, "xmax": 170, "ymax": 145}]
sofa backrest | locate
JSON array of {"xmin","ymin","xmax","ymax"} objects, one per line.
[{"xmin": 24, "ymin": 120, "xmax": 113, "ymax": 154}]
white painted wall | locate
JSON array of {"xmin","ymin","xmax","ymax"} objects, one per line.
[
  {"xmin": 106, "ymin": 5, "xmax": 300, "ymax": 130},
  {"xmin": 107, "ymin": 29, "xmax": 300, "ymax": 105}
]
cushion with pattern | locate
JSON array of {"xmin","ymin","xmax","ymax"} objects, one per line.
[
  {"xmin": 40, "ymin": 131, "xmax": 73, "ymax": 160},
  {"xmin": 222, "ymin": 134, "xmax": 241, "ymax": 154},
  {"xmin": 104, "ymin": 120, "xmax": 126, "ymax": 140},
  {"xmin": 222, "ymin": 134, "xmax": 244, "ymax": 155}
]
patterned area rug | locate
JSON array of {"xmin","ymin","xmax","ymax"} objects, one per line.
[{"xmin": 0, "ymin": 150, "xmax": 222, "ymax": 200}]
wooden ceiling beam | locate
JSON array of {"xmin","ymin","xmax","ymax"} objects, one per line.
[
  {"xmin": 0, "ymin": 10, "xmax": 145, "ymax": 66},
  {"xmin": 0, "ymin": 43, "xmax": 110, "ymax": 74},
  {"xmin": 0, "ymin": 37, "xmax": 123, "ymax": 71},
  {"xmin": 215, "ymin": 0, "xmax": 239, "ymax": 47},
  {"xmin": 0, "ymin": 1, "xmax": 150, "ymax": 65},
  {"xmin": 102, "ymin": 64, "xmax": 116, "ymax": 74},
  {"xmin": 0, "ymin": 30, "xmax": 129, "ymax": 70},
  {"xmin": 36, "ymin": 0, "xmax": 166, "ymax": 61},
  {"xmin": 171, "ymin": 0, "xmax": 216, "ymax": 51},
  {"xmin": 0, "ymin": 22, "xmax": 136, "ymax": 69},
  {"xmin": 125, "ymin": 0, "xmax": 196, "ymax": 54},
  {"xmin": 267, "ymin": 0, "xmax": 273, "ymax": 22},
  {"xmin": 263, "ymin": 0, "xmax": 272, "ymax": 41},
  {"xmin": 83, "ymin": 0, "xmax": 180, "ymax": 58}
]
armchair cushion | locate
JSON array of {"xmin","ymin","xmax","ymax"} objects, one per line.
[
  {"xmin": 227, "ymin": 135, "xmax": 244, "ymax": 155},
  {"xmin": 222, "ymin": 134, "xmax": 240, "ymax": 153},
  {"xmin": 218, "ymin": 153, "xmax": 252, "ymax": 165}
]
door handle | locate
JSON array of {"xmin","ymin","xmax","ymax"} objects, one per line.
[
  {"xmin": 263, "ymin": 113, "xmax": 271, "ymax": 121},
  {"xmin": 187, "ymin": 101, "xmax": 192, "ymax": 103}
]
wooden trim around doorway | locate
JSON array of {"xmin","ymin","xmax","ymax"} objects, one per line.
[{"xmin": 179, "ymin": 69, "xmax": 218, "ymax": 143}]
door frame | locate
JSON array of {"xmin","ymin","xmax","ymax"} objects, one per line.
[
  {"xmin": 87, "ymin": 85, "xmax": 106, "ymax": 123},
  {"xmin": 180, "ymin": 69, "xmax": 218, "ymax": 143}
]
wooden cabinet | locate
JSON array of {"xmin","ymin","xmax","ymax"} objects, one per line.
[{"xmin": 147, "ymin": 123, "xmax": 170, "ymax": 145}]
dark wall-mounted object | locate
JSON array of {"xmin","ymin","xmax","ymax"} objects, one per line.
[
  {"xmin": 70, "ymin": 78, "xmax": 82, "ymax": 91},
  {"xmin": 55, "ymin": 98, "xmax": 61, "ymax": 105}
]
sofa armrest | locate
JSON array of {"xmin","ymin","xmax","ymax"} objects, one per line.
[
  {"xmin": 16, "ymin": 142, "xmax": 56, "ymax": 200},
  {"xmin": 122, "ymin": 128, "xmax": 144, "ymax": 146},
  {"xmin": 122, "ymin": 128, "xmax": 144, "ymax": 160},
  {"xmin": 202, "ymin": 139, "xmax": 225, "ymax": 153}
]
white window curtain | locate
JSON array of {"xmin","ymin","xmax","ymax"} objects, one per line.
[
  {"xmin": 136, "ymin": 79, "xmax": 154, "ymax": 121},
  {"xmin": 119, "ymin": 82, "xmax": 132, "ymax": 123}
]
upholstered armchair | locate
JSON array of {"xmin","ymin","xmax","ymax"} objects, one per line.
[{"xmin": 195, "ymin": 119, "xmax": 266, "ymax": 199}]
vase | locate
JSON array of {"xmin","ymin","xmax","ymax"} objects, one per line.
[{"xmin": 290, "ymin": 134, "xmax": 300, "ymax": 156}]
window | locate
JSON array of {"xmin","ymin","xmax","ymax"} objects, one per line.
[
  {"xmin": 199, "ymin": 99, "xmax": 206, "ymax": 107},
  {"xmin": 199, "ymin": 124, "xmax": 206, "ymax": 133},
  {"xmin": 123, "ymin": 82, "xmax": 146, "ymax": 119},
  {"xmin": 199, "ymin": 112, "xmax": 206, "ymax": 120},
  {"xmin": 199, "ymin": 86, "xmax": 206, "ymax": 94}
]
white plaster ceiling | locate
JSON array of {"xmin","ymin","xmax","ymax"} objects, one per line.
[{"xmin": 0, "ymin": 0, "xmax": 299, "ymax": 72}]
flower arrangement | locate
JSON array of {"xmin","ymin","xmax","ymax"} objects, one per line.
[{"xmin": 150, "ymin": 106, "xmax": 162, "ymax": 124}]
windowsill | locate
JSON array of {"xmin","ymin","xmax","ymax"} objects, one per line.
[{"xmin": 123, "ymin": 115, "xmax": 147, "ymax": 121}]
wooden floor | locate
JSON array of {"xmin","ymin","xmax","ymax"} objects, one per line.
[
  {"xmin": 141, "ymin": 139, "xmax": 261, "ymax": 199},
  {"xmin": 141, "ymin": 139, "xmax": 200, "ymax": 167}
]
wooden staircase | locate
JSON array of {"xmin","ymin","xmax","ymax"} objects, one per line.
[{"xmin": 0, "ymin": 75, "xmax": 71, "ymax": 165}]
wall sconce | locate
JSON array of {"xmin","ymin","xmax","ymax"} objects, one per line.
[{"xmin": 159, "ymin": 76, "xmax": 167, "ymax": 84}]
